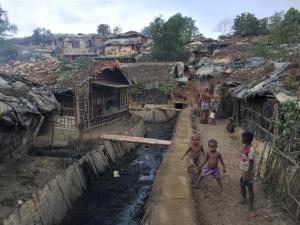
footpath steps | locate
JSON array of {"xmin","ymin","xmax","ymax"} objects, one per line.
[{"xmin": 141, "ymin": 108, "xmax": 197, "ymax": 225}]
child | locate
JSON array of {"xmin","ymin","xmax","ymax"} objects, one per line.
[
  {"xmin": 210, "ymin": 109, "xmax": 216, "ymax": 125},
  {"xmin": 226, "ymin": 118, "xmax": 235, "ymax": 133},
  {"xmin": 239, "ymin": 131, "xmax": 256, "ymax": 214},
  {"xmin": 181, "ymin": 134, "xmax": 205, "ymax": 175},
  {"xmin": 194, "ymin": 139, "xmax": 226, "ymax": 190}
]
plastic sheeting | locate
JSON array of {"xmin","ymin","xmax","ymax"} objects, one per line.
[{"xmin": 0, "ymin": 73, "xmax": 59, "ymax": 128}]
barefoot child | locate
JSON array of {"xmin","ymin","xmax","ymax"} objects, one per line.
[
  {"xmin": 181, "ymin": 134, "xmax": 205, "ymax": 174},
  {"xmin": 194, "ymin": 139, "xmax": 226, "ymax": 190},
  {"xmin": 239, "ymin": 131, "xmax": 256, "ymax": 214},
  {"xmin": 226, "ymin": 118, "xmax": 235, "ymax": 133}
]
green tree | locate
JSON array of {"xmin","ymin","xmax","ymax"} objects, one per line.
[
  {"xmin": 97, "ymin": 24, "xmax": 111, "ymax": 35},
  {"xmin": 0, "ymin": 5, "xmax": 18, "ymax": 62},
  {"xmin": 283, "ymin": 7, "xmax": 300, "ymax": 26},
  {"xmin": 149, "ymin": 13, "xmax": 198, "ymax": 61},
  {"xmin": 113, "ymin": 26, "xmax": 122, "ymax": 34},
  {"xmin": 233, "ymin": 12, "xmax": 260, "ymax": 36},
  {"xmin": 31, "ymin": 27, "xmax": 53, "ymax": 45},
  {"xmin": 270, "ymin": 8, "xmax": 300, "ymax": 44},
  {"xmin": 258, "ymin": 18, "xmax": 269, "ymax": 35},
  {"xmin": 0, "ymin": 5, "xmax": 17, "ymax": 39}
]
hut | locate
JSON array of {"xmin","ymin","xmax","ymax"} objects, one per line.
[
  {"xmin": 120, "ymin": 63, "xmax": 174, "ymax": 105},
  {"xmin": 229, "ymin": 63, "xmax": 294, "ymax": 139},
  {"xmin": 224, "ymin": 62, "xmax": 300, "ymax": 223},
  {"xmin": 34, "ymin": 63, "xmax": 132, "ymax": 147},
  {"xmin": 0, "ymin": 72, "xmax": 59, "ymax": 163}
]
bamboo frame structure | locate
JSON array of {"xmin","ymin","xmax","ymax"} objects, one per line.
[{"xmin": 240, "ymin": 101, "xmax": 300, "ymax": 223}]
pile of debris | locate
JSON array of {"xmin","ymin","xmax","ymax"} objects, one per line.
[{"xmin": 0, "ymin": 59, "xmax": 58, "ymax": 86}]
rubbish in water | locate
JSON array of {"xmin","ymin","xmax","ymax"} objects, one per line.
[
  {"xmin": 113, "ymin": 171, "xmax": 120, "ymax": 177},
  {"xmin": 17, "ymin": 200, "xmax": 23, "ymax": 205}
]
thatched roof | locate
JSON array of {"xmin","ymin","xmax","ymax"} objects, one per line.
[
  {"xmin": 120, "ymin": 63, "xmax": 174, "ymax": 89},
  {"xmin": 0, "ymin": 60, "xmax": 122, "ymax": 90}
]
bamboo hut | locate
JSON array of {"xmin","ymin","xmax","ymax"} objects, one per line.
[{"xmin": 228, "ymin": 63, "xmax": 300, "ymax": 223}]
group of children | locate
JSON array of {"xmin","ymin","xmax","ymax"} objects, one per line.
[{"xmin": 182, "ymin": 127, "xmax": 256, "ymax": 213}]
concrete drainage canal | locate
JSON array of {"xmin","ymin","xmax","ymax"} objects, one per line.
[{"xmin": 60, "ymin": 118, "xmax": 176, "ymax": 225}]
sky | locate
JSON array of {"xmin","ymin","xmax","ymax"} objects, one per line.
[{"xmin": 1, "ymin": 0, "xmax": 300, "ymax": 38}]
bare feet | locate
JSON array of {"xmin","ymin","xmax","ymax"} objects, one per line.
[
  {"xmin": 249, "ymin": 210, "xmax": 257, "ymax": 218},
  {"xmin": 239, "ymin": 199, "xmax": 247, "ymax": 205}
]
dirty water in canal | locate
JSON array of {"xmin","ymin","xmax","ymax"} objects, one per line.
[{"xmin": 60, "ymin": 118, "xmax": 176, "ymax": 225}]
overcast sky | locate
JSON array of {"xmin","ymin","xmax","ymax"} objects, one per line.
[{"xmin": 1, "ymin": 0, "xmax": 300, "ymax": 38}]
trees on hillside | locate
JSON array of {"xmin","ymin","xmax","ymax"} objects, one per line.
[
  {"xmin": 149, "ymin": 13, "xmax": 199, "ymax": 61},
  {"xmin": 215, "ymin": 18, "xmax": 233, "ymax": 36},
  {"xmin": 270, "ymin": 8, "xmax": 300, "ymax": 44},
  {"xmin": 232, "ymin": 8, "xmax": 300, "ymax": 44},
  {"xmin": 233, "ymin": 13, "xmax": 260, "ymax": 36},
  {"xmin": 113, "ymin": 26, "xmax": 122, "ymax": 34},
  {"xmin": 0, "ymin": 6, "xmax": 17, "ymax": 39},
  {"xmin": 0, "ymin": 5, "xmax": 18, "ymax": 62},
  {"xmin": 31, "ymin": 27, "xmax": 53, "ymax": 45},
  {"xmin": 97, "ymin": 24, "xmax": 111, "ymax": 35}
]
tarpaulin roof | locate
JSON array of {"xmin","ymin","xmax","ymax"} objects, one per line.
[
  {"xmin": 230, "ymin": 63, "xmax": 298, "ymax": 103},
  {"xmin": 0, "ymin": 72, "xmax": 59, "ymax": 128}
]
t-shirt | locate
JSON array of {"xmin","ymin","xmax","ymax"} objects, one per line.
[
  {"xmin": 239, "ymin": 146, "xmax": 256, "ymax": 173},
  {"xmin": 210, "ymin": 112, "xmax": 215, "ymax": 119}
]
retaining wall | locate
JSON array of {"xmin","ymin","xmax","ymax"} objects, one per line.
[
  {"xmin": 2, "ymin": 121, "xmax": 144, "ymax": 225},
  {"xmin": 141, "ymin": 108, "xmax": 197, "ymax": 225},
  {"xmin": 130, "ymin": 109, "xmax": 177, "ymax": 122}
]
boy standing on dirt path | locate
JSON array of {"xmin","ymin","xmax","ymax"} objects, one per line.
[
  {"xmin": 239, "ymin": 131, "xmax": 256, "ymax": 216},
  {"xmin": 181, "ymin": 134, "xmax": 205, "ymax": 176},
  {"xmin": 193, "ymin": 139, "xmax": 226, "ymax": 190}
]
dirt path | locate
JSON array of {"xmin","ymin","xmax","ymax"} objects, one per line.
[{"xmin": 192, "ymin": 120, "xmax": 296, "ymax": 225}]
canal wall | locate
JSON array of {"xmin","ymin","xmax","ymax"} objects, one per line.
[
  {"xmin": 2, "ymin": 121, "xmax": 144, "ymax": 225},
  {"xmin": 130, "ymin": 108, "xmax": 178, "ymax": 122},
  {"xmin": 141, "ymin": 108, "xmax": 198, "ymax": 225}
]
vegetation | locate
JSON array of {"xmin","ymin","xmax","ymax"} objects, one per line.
[
  {"xmin": 0, "ymin": 5, "xmax": 18, "ymax": 62},
  {"xmin": 158, "ymin": 81, "xmax": 173, "ymax": 96},
  {"xmin": 232, "ymin": 8, "xmax": 300, "ymax": 45},
  {"xmin": 0, "ymin": 39, "xmax": 19, "ymax": 62},
  {"xmin": 0, "ymin": 6, "xmax": 17, "ymax": 38},
  {"xmin": 149, "ymin": 13, "xmax": 199, "ymax": 61},
  {"xmin": 113, "ymin": 26, "xmax": 122, "ymax": 34},
  {"xmin": 31, "ymin": 27, "xmax": 54, "ymax": 45},
  {"xmin": 97, "ymin": 24, "xmax": 111, "ymax": 35},
  {"xmin": 232, "ymin": 13, "xmax": 269, "ymax": 36},
  {"xmin": 52, "ymin": 56, "xmax": 95, "ymax": 84},
  {"xmin": 274, "ymin": 100, "xmax": 300, "ymax": 149}
]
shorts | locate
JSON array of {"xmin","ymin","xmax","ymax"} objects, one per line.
[{"xmin": 240, "ymin": 173, "xmax": 254, "ymax": 189}]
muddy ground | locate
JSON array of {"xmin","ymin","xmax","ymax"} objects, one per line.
[
  {"xmin": 60, "ymin": 119, "xmax": 176, "ymax": 225},
  {"xmin": 0, "ymin": 118, "xmax": 140, "ymax": 221}
]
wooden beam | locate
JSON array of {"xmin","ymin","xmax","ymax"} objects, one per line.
[
  {"xmin": 99, "ymin": 134, "xmax": 171, "ymax": 145},
  {"xmin": 130, "ymin": 107, "xmax": 182, "ymax": 112}
]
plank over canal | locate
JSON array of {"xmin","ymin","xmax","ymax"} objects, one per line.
[{"xmin": 99, "ymin": 134, "xmax": 172, "ymax": 145}]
